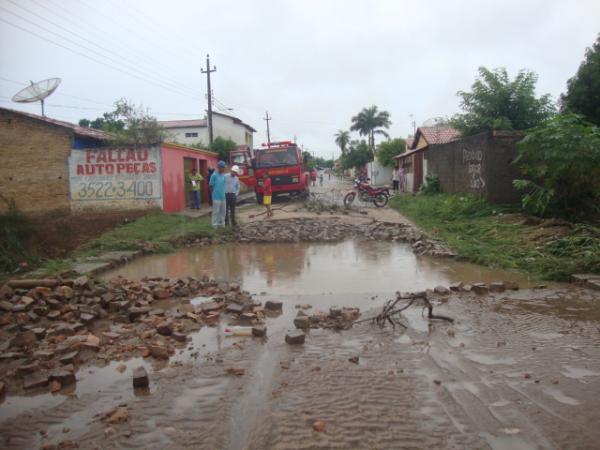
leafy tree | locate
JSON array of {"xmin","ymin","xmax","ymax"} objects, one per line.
[
  {"xmin": 560, "ymin": 34, "xmax": 600, "ymax": 126},
  {"xmin": 210, "ymin": 136, "xmax": 237, "ymax": 162},
  {"xmin": 302, "ymin": 151, "xmax": 314, "ymax": 169},
  {"xmin": 341, "ymin": 140, "xmax": 373, "ymax": 171},
  {"xmin": 79, "ymin": 98, "xmax": 166, "ymax": 145},
  {"xmin": 350, "ymin": 105, "xmax": 391, "ymax": 153},
  {"xmin": 513, "ymin": 114, "xmax": 600, "ymax": 218},
  {"xmin": 377, "ymin": 138, "xmax": 406, "ymax": 167},
  {"xmin": 334, "ymin": 130, "xmax": 351, "ymax": 154},
  {"xmin": 451, "ymin": 67, "xmax": 556, "ymax": 136}
]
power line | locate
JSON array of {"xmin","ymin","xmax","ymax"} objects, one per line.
[
  {"xmin": 0, "ymin": 15, "xmax": 201, "ymax": 102},
  {"xmin": 21, "ymin": 0, "xmax": 201, "ymax": 98},
  {"xmin": 1, "ymin": 3, "xmax": 201, "ymax": 100}
]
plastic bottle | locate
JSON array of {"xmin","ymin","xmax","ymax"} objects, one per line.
[{"xmin": 223, "ymin": 326, "xmax": 253, "ymax": 337}]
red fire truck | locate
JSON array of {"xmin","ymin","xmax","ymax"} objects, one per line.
[{"xmin": 229, "ymin": 141, "xmax": 310, "ymax": 204}]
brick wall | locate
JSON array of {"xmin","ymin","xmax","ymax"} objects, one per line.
[
  {"xmin": 424, "ymin": 131, "xmax": 523, "ymax": 203},
  {"xmin": 0, "ymin": 109, "xmax": 72, "ymax": 215}
]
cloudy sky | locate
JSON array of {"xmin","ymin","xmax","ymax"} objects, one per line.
[{"xmin": 1, "ymin": 0, "xmax": 599, "ymax": 157}]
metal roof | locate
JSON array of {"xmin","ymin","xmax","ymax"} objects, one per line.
[{"xmin": 1, "ymin": 107, "xmax": 110, "ymax": 140}]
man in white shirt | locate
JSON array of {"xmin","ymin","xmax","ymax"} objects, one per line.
[{"xmin": 224, "ymin": 165, "xmax": 241, "ymax": 226}]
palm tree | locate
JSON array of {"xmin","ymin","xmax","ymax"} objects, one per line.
[
  {"xmin": 350, "ymin": 105, "xmax": 391, "ymax": 153},
  {"xmin": 334, "ymin": 130, "xmax": 351, "ymax": 154}
]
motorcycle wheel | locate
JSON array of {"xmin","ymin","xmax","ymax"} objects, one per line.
[
  {"xmin": 343, "ymin": 192, "xmax": 356, "ymax": 208},
  {"xmin": 373, "ymin": 193, "xmax": 388, "ymax": 208}
]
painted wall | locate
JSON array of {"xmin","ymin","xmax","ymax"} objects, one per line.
[
  {"xmin": 424, "ymin": 132, "xmax": 522, "ymax": 203},
  {"xmin": 164, "ymin": 126, "xmax": 208, "ymax": 146},
  {"xmin": 69, "ymin": 146, "xmax": 163, "ymax": 211},
  {"xmin": 368, "ymin": 158, "xmax": 393, "ymax": 186},
  {"xmin": 162, "ymin": 115, "xmax": 254, "ymax": 148},
  {"xmin": 160, "ymin": 143, "xmax": 218, "ymax": 212}
]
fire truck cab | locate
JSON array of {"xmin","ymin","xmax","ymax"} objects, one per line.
[{"xmin": 229, "ymin": 141, "xmax": 309, "ymax": 204}]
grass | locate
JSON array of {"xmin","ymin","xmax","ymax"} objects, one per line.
[
  {"xmin": 390, "ymin": 194, "xmax": 600, "ymax": 281},
  {"xmin": 76, "ymin": 212, "xmax": 225, "ymax": 257}
]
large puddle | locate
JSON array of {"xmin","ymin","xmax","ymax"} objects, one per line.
[{"xmin": 102, "ymin": 240, "xmax": 535, "ymax": 293}]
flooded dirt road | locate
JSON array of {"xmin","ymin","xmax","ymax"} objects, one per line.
[{"xmin": 2, "ymin": 238, "xmax": 599, "ymax": 449}]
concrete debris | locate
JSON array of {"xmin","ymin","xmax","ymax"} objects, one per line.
[
  {"xmin": 132, "ymin": 366, "xmax": 149, "ymax": 388},
  {"xmin": 285, "ymin": 330, "xmax": 306, "ymax": 345}
]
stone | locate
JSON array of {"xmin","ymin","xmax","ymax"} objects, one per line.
[
  {"xmin": 73, "ymin": 275, "xmax": 91, "ymax": 290},
  {"xmin": 329, "ymin": 306, "xmax": 342, "ymax": 318},
  {"xmin": 152, "ymin": 288, "xmax": 171, "ymax": 299},
  {"xmin": 102, "ymin": 332, "xmax": 120, "ymax": 341},
  {"xmin": 0, "ymin": 284, "xmax": 14, "ymax": 299},
  {"xmin": 49, "ymin": 324, "xmax": 75, "ymax": 337},
  {"xmin": 32, "ymin": 327, "xmax": 46, "ymax": 339},
  {"xmin": 252, "ymin": 326, "xmax": 267, "ymax": 337},
  {"xmin": 128, "ymin": 306, "xmax": 152, "ymax": 322},
  {"xmin": 156, "ymin": 322, "xmax": 173, "ymax": 336},
  {"xmin": 200, "ymin": 301, "xmax": 221, "ymax": 313},
  {"xmin": 186, "ymin": 312, "xmax": 199, "ymax": 322},
  {"xmin": 106, "ymin": 406, "xmax": 129, "ymax": 424},
  {"xmin": 148, "ymin": 308, "xmax": 165, "ymax": 316},
  {"xmin": 264, "ymin": 300, "xmax": 283, "ymax": 311},
  {"xmin": 313, "ymin": 420, "xmax": 326, "ymax": 432},
  {"xmin": 172, "ymin": 332, "xmax": 187, "ymax": 343},
  {"xmin": 0, "ymin": 300, "xmax": 13, "ymax": 312},
  {"xmin": 18, "ymin": 362, "xmax": 39, "ymax": 376},
  {"xmin": 472, "ymin": 284, "xmax": 489, "ymax": 295},
  {"xmin": 34, "ymin": 350, "xmax": 54, "ymax": 360},
  {"xmin": 47, "ymin": 310, "xmax": 61, "ymax": 320},
  {"xmin": 226, "ymin": 303, "xmax": 244, "ymax": 314},
  {"xmin": 56, "ymin": 285, "xmax": 74, "ymax": 299},
  {"xmin": 24, "ymin": 373, "xmax": 49, "ymax": 389},
  {"xmin": 0, "ymin": 381, "xmax": 5, "ymax": 396},
  {"xmin": 348, "ymin": 356, "xmax": 359, "ymax": 364},
  {"xmin": 27, "ymin": 311, "xmax": 40, "ymax": 323},
  {"xmin": 149, "ymin": 344, "xmax": 170, "ymax": 359},
  {"xmin": 79, "ymin": 312, "xmax": 96, "ymax": 324},
  {"xmin": 59, "ymin": 351, "xmax": 79, "ymax": 365},
  {"xmin": 587, "ymin": 279, "xmax": 600, "ymax": 291},
  {"xmin": 449, "ymin": 282, "xmax": 463, "ymax": 292},
  {"xmin": 225, "ymin": 367, "xmax": 245, "ymax": 376},
  {"xmin": 10, "ymin": 330, "xmax": 37, "ymax": 348},
  {"xmin": 48, "ymin": 370, "xmax": 76, "ymax": 386},
  {"xmin": 20, "ymin": 296, "xmax": 35, "ymax": 306},
  {"xmin": 434, "ymin": 285, "xmax": 450, "ymax": 295},
  {"xmin": 132, "ymin": 366, "xmax": 149, "ymax": 388},
  {"xmin": 461, "ymin": 284, "xmax": 473, "ymax": 292},
  {"xmin": 50, "ymin": 380, "xmax": 62, "ymax": 393},
  {"xmin": 489, "ymin": 282, "xmax": 506, "ymax": 293},
  {"xmin": 294, "ymin": 316, "xmax": 310, "ymax": 330},
  {"xmin": 504, "ymin": 281, "xmax": 519, "ymax": 290},
  {"xmin": 285, "ymin": 330, "xmax": 305, "ymax": 345}
]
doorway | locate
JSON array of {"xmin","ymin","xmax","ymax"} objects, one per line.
[{"xmin": 183, "ymin": 157, "xmax": 196, "ymax": 208}]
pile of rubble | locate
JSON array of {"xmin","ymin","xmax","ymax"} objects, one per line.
[
  {"xmin": 0, "ymin": 275, "xmax": 269, "ymax": 395},
  {"xmin": 293, "ymin": 305, "xmax": 361, "ymax": 331},
  {"xmin": 235, "ymin": 218, "xmax": 454, "ymax": 257}
]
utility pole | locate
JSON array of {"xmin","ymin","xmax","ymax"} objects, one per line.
[
  {"xmin": 201, "ymin": 54, "xmax": 217, "ymax": 146},
  {"xmin": 264, "ymin": 111, "xmax": 272, "ymax": 145}
]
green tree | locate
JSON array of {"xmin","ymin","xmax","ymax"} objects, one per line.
[
  {"xmin": 350, "ymin": 105, "xmax": 391, "ymax": 153},
  {"xmin": 377, "ymin": 138, "xmax": 406, "ymax": 167},
  {"xmin": 210, "ymin": 136, "xmax": 237, "ymax": 161},
  {"xmin": 334, "ymin": 130, "xmax": 351, "ymax": 154},
  {"xmin": 341, "ymin": 140, "xmax": 373, "ymax": 171},
  {"xmin": 302, "ymin": 151, "xmax": 315, "ymax": 169},
  {"xmin": 451, "ymin": 67, "xmax": 556, "ymax": 136},
  {"xmin": 513, "ymin": 114, "xmax": 600, "ymax": 217},
  {"xmin": 560, "ymin": 34, "xmax": 600, "ymax": 126},
  {"xmin": 79, "ymin": 98, "xmax": 166, "ymax": 145}
]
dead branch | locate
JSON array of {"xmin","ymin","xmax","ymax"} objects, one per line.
[{"xmin": 355, "ymin": 292, "xmax": 454, "ymax": 328}]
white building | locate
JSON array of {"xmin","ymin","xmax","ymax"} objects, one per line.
[{"xmin": 158, "ymin": 111, "xmax": 256, "ymax": 148}]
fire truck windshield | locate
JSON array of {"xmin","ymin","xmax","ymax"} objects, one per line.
[{"xmin": 255, "ymin": 147, "xmax": 299, "ymax": 168}]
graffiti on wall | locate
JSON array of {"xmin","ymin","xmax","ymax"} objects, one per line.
[
  {"xmin": 69, "ymin": 146, "xmax": 162, "ymax": 209},
  {"xmin": 462, "ymin": 148, "xmax": 486, "ymax": 190}
]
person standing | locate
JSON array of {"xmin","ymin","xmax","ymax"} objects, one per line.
[
  {"xmin": 263, "ymin": 171, "xmax": 273, "ymax": 218},
  {"xmin": 225, "ymin": 165, "xmax": 241, "ymax": 226},
  {"xmin": 310, "ymin": 168, "xmax": 317, "ymax": 187},
  {"xmin": 188, "ymin": 168, "xmax": 204, "ymax": 209},
  {"xmin": 207, "ymin": 167, "xmax": 215, "ymax": 207},
  {"xmin": 209, "ymin": 161, "xmax": 227, "ymax": 227},
  {"xmin": 392, "ymin": 166, "xmax": 400, "ymax": 193},
  {"xmin": 398, "ymin": 165, "xmax": 406, "ymax": 192}
]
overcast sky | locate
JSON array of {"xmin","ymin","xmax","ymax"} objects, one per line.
[{"xmin": 1, "ymin": 0, "xmax": 599, "ymax": 158}]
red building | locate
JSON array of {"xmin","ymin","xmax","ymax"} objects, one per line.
[{"xmin": 160, "ymin": 142, "xmax": 218, "ymax": 212}]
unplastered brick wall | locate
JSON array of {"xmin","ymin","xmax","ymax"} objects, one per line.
[{"xmin": 0, "ymin": 109, "xmax": 72, "ymax": 215}]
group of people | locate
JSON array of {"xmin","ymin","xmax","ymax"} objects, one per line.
[{"xmin": 189, "ymin": 161, "xmax": 274, "ymax": 227}]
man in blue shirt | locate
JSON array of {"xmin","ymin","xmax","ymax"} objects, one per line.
[
  {"xmin": 225, "ymin": 165, "xmax": 241, "ymax": 226},
  {"xmin": 209, "ymin": 160, "xmax": 227, "ymax": 227}
]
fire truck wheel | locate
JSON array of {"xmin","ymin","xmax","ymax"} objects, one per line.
[{"xmin": 256, "ymin": 193, "xmax": 264, "ymax": 205}]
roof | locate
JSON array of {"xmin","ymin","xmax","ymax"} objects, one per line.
[
  {"xmin": 161, "ymin": 141, "xmax": 218, "ymax": 157},
  {"xmin": 393, "ymin": 146, "xmax": 427, "ymax": 160},
  {"xmin": 157, "ymin": 119, "xmax": 207, "ymax": 128},
  {"xmin": 404, "ymin": 136, "xmax": 415, "ymax": 149},
  {"xmin": 158, "ymin": 112, "xmax": 257, "ymax": 133},
  {"xmin": 415, "ymin": 125, "xmax": 461, "ymax": 147},
  {"xmin": 1, "ymin": 107, "xmax": 110, "ymax": 140}
]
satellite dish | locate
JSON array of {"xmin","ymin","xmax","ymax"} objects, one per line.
[
  {"xmin": 12, "ymin": 78, "xmax": 61, "ymax": 116},
  {"xmin": 422, "ymin": 117, "xmax": 446, "ymax": 127}
]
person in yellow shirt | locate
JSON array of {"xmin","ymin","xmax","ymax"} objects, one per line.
[{"xmin": 188, "ymin": 168, "xmax": 204, "ymax": 209}]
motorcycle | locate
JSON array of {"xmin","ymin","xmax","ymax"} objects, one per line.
[
  {"xmin": 354, "ymin": 178, "xmax": 391, "ymax": 198},
  {"xmin": 344, "ymin": 179, "xmax": 389, "ymax": 208}
]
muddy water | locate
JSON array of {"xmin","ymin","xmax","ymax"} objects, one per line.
[{"xmin": 102, "ymin": 240, "xmax": 536, "ymax": 293}]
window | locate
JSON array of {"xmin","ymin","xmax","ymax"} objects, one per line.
[{"xmin": 185, "ymin": 132, "xmax": 198, "ymax": 138}]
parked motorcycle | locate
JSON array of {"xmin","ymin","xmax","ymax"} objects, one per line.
[
  {"xmin": 344, "ymin": 179, "xmax": 389, "ymax": 208},
  {"xmin": 354, "ymin": 178, "xmax": 391, "ymax": 198}
]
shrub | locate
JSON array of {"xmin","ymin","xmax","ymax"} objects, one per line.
[
  {"xmin": 0, "ymin": 196, "xmax": 31, "ymax": 273},
  {"xmin": 420, "ymin": 174, "xmax": 442, "ymax": 195}
]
